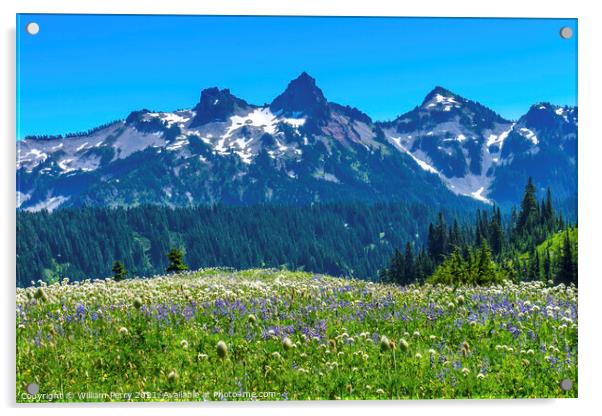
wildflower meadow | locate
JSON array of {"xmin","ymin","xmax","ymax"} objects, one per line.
[{"xmin": 16, "ymin": 269, "xmax": 577, "ymax": 401}]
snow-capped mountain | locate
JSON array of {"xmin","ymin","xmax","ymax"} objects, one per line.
[
  {"xmin": 16, "ymin": 74, "xmax": 577, "ymax": 212},
  {"xmin": 488, "ymin": 103, "xmax": 577, "ymax": 204},
  {"xmin": 379, "ymin": 87, "xmax": 577, "ymax": 205},
  {"xmin": 17, "ymin": 73, "xmax": 467, "ymax": 211}
]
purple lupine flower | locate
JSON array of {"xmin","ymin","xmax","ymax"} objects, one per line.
[{"xmin": 76, "ymin": 304, "xmax": 85, "ymax": 316}]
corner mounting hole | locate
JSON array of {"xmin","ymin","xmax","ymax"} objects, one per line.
[
  {"xmin": 26, "ymin": 22, "xmax": 40, "ymax": 36},
  {"xmin": 560, "ymin": 27, "xmax": 573, "ymax": 39}
]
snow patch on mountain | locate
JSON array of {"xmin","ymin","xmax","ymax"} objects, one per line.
[
  {"xmin": 446, "ymin": 174, "xmax": 493, "ymax": 204},
  {"xmin": 226, "ymin": 108, "xmax": 277, "ymax": 138},
  {"xmin": 554, "ymin": 107, "xmax": 574, "ymax": 124},
  {"xmin": 166, "ymin": 137, "xmax": 189, "ymax": 151},
  {"xmin": 390, "ymin": 136, "xmax": 439, "ymax": 174},
  {"xmin": 145, "ymin": 111, "xmax": 192, "ymax": 127},
  {"xmin": 313, "ymin": 170, "xmax": 340, "ymax": 183},
  {"xmin": 214, "ymin": 137, "xmax": 229, "ymax": 154},
  {"xmin": 236, "ymin": 150, "xmax": 254, "ymax": 164},
  {"xmin": 425, "ymin": 94, "xmax": 461, "ymax": 112},
  {"xmin": 471, "ymin": 187, "xmax": 490, "ymax": 204},
  {"xmin": 76, "ymin": 142, "xmax": 89, "ymax": 152},
  {"xmin": 519, "ymin": 128, "xmax": 539, "ymax": 145},
  {"xmin": 114, "ymin": 130, "xmax": 168, "ymax": 159},
  {"xmin": 16, "ymin": 191, "xmax": 31, "ymax": 208},
  {"xmin": 232, "ymin": 137, "xmax": 254, "ymax": 164},
  {"xmin": 58, "ymin": 159, "xmax": 74, "ymax": 172},
  {"xmin": 486, "ymin": 124, "xmax": 514, "ymax": 148},
  {"xmin": 281, "ymin": 117, "xmax": 306, "ymax": 128},
  {"xmin": 24, "ymin": 195, "xmax": 69, "ymax": 212},
  {"xmin": 18, "ymin": 148, "xmax": 48, "ymax": 167}
]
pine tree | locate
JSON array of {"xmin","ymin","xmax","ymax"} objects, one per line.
[
  {"xmin": 544, "ymin": 248, "xmax": 552, "ymax": 282},
  {"xmin": 517, "ymin": 177, "xmax": 539, "ymax": 234},
  {"xmin": 528, "ymin": 249, "xmax": 541, "ymax": 281},
  {"xmin": 475, "ymin": 209, "xmax": 483, "ymax": 247},
  {"xmin": 510, "ymin": 206, "xmax": 518, "ymax": 232},
  {"xmin": 449, "ymin": 249, "xmax": 468, "ymax": 286},
  {"xmin": 476, "ymin": 240, "xmax": 497, "ymax": 284},
  {"xmin": 378, "ymin": 267, "xmax": 389, "ymax": 283},
  {"xmin": 112, "ymin": 260, "xmax": 127, "ymax": 281},
  {"xmin": 428, "ymin": 212, "xmax": 448, "ymax": 262},
  {"xmin": 512, "ymin": 253, "xmax": 523, "ymax": 282},
  {"xmin": 414, "ymin": 249, "xmax": 433, "ymax": 283},
  {"xmin": 385, "ymin": 249, "xmax": 405, "ymax": 284},
  {"xmin": 427, "ymin": 223, "xmax": 436, "ymax": 259},
  {"xmin": 558, "ymin": 212, "xmax": 565, "ymax": 230},
  {"xmin": 414, "ymin": 255, "xmax": 425, "ymax": 284},
  {"xmin": 558, "ymin": 230, "xmax": 575, "ymax": 285},
  {"xmin": 489, "ymin": 207, "xmax": 504, "ymax": 256},
  {"xmin": 450, "ymin": 219, "xmax": 462, "ymax": 249},
  {"xmin": 167, "ymin": 248, "xmax": 189, "ymax": 273},
  {"xmin": 544, "ymin": 187, "xmax": 554, "ymax": 231},
  {"xmin": 403, "ymin": 242, "xmax": 415, "ymax": 285}
]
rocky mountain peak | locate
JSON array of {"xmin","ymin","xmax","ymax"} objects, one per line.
[
  {"xmin": 270, "ymin": 72, "xmax": 330, "ymax": 121},
  {"xmin": 190, "ymin": 87, "xmax": 251, "ymax": 127}
]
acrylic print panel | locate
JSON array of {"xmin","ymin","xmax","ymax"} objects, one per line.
[{"xmin": 16, "ymin": 14, "xmax": 577, "ymax": 402}]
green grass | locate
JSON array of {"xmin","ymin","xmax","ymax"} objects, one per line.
[
  {"xmin": 519, "ymin": 227, "xmax": 577, "ymax": 263},
  {"xmin": 16, "ymin": 269, "xmax": 577, "ymax": 401}
]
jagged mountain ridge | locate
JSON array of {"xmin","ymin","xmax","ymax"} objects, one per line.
[
  {"xmin": 379, "ymin": 87, "xmax": 577, "ymax": 205},
  {"xmin": 16, "ymin": 73, "xmax": 577, "ymax": 211}
]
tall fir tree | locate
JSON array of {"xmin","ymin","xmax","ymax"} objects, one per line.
[
  {"xmin": 544, "ymin": 187, "xmax": 554, "ymax": 230},
  {"xmin": 403, "ymin": 242, "xmax": 415, "ymax": 285},
  {"xmin": 489, "ymin": 207, "xmax": 504, "ymax": 256},
  {"xmin": 428, "ymin": 212, "xmax": 448, "ymax": 262},
  {"xmin": 449, "ymin": 219, "xmax": 462, "ymax": 249},
  {"xmin": 517, "ymin": 177, "xmax": 539, "ymax": 234},
  {"xmin": 558, "ymin": 230, "xmax": 576, "ymax": 285},
  {"xmin": 475, "ymin": 209, "xmax": 483, "ymax": 247},
  {"xmin": 544, "ymin": 248, "xmax": 552, "ymax": 282},
  {"xmin": 527, "ymin": 249, "xmax": 540, "ymax": 281}
]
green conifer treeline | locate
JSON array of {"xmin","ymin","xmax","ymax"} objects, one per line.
[
  {"xmin": 16, "ymin": 178, "xmax": 576, "ymax": 287},
  {"xmin": 380, "ymin": 178, "xmax": 577, "ymax": 286}
]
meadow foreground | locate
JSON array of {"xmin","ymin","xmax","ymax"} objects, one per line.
[{"xmin": 16, "ymin": 269, "xmax": 577, "ymax": 401}]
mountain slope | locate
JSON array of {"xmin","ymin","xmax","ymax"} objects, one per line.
[
  {"xmin": 16, "ymin": 74, "xmax": 577, "ymax": 212},
  {"xmin": 17, "ymin": 73, "xmax": 474, "ymax": 211},
  {"xmin": 488, "ymin": 103, "xmax": 577, "ymax": 204},
  {"xmin": 379, "ymin": 88, "xmax": 577, "ymax": 206}
]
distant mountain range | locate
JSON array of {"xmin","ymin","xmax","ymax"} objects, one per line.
[{"xmin": 16, "ymin": 72, "xmax": 577, "ymax": 212}]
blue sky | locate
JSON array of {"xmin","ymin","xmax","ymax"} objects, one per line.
[{"xmin": 17, "ymin": 14, "xmax": 577, "ymax": 139}]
